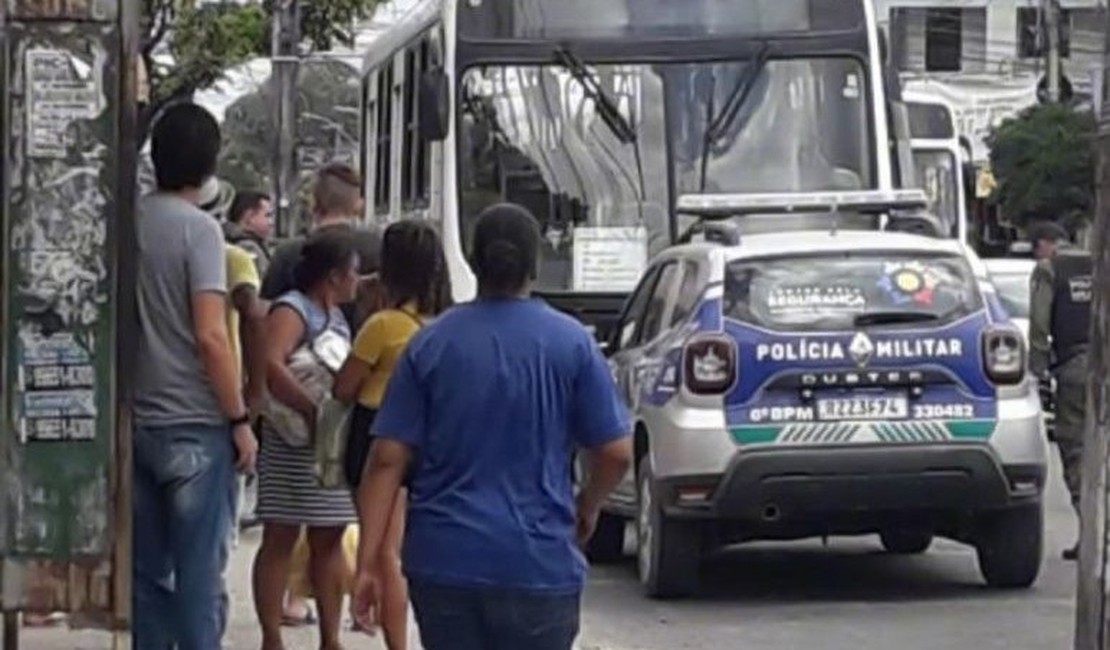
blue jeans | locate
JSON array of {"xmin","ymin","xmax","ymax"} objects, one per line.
[
  {"xmin": 132, "ymin": 424, "xmax": 235, "ymax": 650},
  {"xmin": 410, "ymin": 581, "xmax": 581, "ymax": 650}
]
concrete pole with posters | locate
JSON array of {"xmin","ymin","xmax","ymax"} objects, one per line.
[
  {"xmin": 1073, "ymin": 11, "xmax": 1110, "ymax": 650},
  {"xmin": 0, "ymin": 0, "xmax": 139, "ymax": 648},
  {"xmin": 272, "ymin": 0, "xmax": 301, "ymax": 238}
]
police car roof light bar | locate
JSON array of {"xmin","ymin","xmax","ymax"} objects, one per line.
[{"xmin": 676, "ymin": 189, "xmax": 930, "ymax": 219}]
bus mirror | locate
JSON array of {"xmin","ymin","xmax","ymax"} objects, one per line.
[
  {"xmin": 962, "ymin": 162, "xmax": 977, "ymax": 199},
  {"xmin": 419, "ymin": 69, "xmax": 450, "ymax": 142}
]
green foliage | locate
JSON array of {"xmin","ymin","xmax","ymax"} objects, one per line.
[
  {"xmin": 986, "ymin": 102, "xmax": 1097, "ymax": 233},
  {"xmin": 219, "ymin": 60, "xmax": 362, "ymax": 222},
  {"xmin": 300, "ymin": 0, "xmax": 380, "ymax": 51},
  {"xmin": 151, "ymin": 3, "xmax": 268, "ymax": 107},
  {"xmin": 140, "ymin": 0, "xmax": 381, "ymax": 136}
]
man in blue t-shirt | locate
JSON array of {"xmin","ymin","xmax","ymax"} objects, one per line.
[{"xmin": 352, "ymin": 204, "xmax": 633, "ymax": 649}]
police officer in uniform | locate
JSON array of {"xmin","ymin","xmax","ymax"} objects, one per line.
[{"xmin": 1028, "ymin": 221, "xmax": 1092, "ymax": 561}]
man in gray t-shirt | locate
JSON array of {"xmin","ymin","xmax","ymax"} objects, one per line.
[
  {"xmin": 131, "ymin": 103, "xmax": 257, "ymax": 650},
  {"xmin": 134, "ymin": 193, "xmax": 229, "ymax": 424}
]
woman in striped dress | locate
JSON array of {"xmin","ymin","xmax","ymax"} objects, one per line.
[{"xmin": 253, "ymin": 231, "xmax": 360, "ymax": 650}]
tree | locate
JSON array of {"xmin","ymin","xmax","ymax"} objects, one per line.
[
  {"xmin": 986, "ymin": 103, "xmax": 1097, "ymax": 234},
  {"xmin": 139, "ymin": 0, "xmax": 382, "ymax": 139},
  {"xmin": 218, "ymin": 58, "xmax": 362, "ymax": 210}
]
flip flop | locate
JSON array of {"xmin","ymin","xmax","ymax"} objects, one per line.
[{"xmin": 23, "ymin": 612, "xmax": 66, "ymax": 627}]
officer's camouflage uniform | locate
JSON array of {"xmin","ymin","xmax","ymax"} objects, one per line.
[{"xmin": 1029, "ymin": 247, "xmax": 1093, "ymax": 511}]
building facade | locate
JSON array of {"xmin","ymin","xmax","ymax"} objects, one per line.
[
  {"xmin": 875, "ymin": 0, "xmax": 1105, "ymax": 164},
  {"xmin": 875, "ymin": 0, "xmax": 1105, "ymax": 85},
  {"xmin": 874, "ymin": 1, "xmax": 1105, "ymax": 246}
]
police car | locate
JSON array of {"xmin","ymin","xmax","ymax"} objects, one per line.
[{"xmin": 585, "ymin": 190, "xmax": 1048, "ymax": 598}]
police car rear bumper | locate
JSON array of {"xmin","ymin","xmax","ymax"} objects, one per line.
[{"xmin": 657, "ymin": 445, "xmax": 1045, "ymax": 521}]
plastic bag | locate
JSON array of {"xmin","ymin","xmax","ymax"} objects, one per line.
[
  {"xmin": 314, "ymin": 396, "xmax": 353, "ymax": 488},
  {"xmin": 262, "ymin": 329, "xmax": 351, "ymax": 449}
]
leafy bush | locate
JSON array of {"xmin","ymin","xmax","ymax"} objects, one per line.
[{"xmin": 986, "ymin": 102, "xmax": 1096, "ymax": 233}]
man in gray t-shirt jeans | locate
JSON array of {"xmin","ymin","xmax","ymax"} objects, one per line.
[{"xmin": 131, "ymin": 104, "xmax": 258, "ymax": 650}]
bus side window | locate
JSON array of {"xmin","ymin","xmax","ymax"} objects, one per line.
[
  {"xmin": 374, "ymin": 64, "xmax": 394, "ymax": 217},
  {"xmin": 401, "ymin": 37, "xmax": 435, "ymax": 211}
]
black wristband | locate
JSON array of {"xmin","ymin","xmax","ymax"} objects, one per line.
[{"xmin": 230, "ymin": 414, "xmax": 251, "ymax": 428}]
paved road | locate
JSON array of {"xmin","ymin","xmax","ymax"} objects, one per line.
[
  {"xmin": 23, "ymin": 453, "xmax": 1077, "ymax": 650},
  {"xmin": 578, "ymin": 450, "xmax": 1078, "ymax": 650}
]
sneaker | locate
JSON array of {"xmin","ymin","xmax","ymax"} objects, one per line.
[
  {"xmin": 1063, "ymin": 545, "xmax": 1079, "ymax": 561},
  {"xmin": 23, "ymin": 612, "xmax": 66, "ymax": 627}
]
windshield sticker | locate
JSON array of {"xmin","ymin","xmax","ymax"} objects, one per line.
[
  {"xmin": 572, "ymin": 227, "xmax": 647, "ymax": 293},
  {"xmin": 843, "ymin": 74, "xmax": 860, "ymax": 100},
  {"xmin": 878, "ymin": 261, "xmax": 941, "ymax": 307},
  {"xmin": 767, "ymin": 286, "xmax": 866, "ymax": 316}
]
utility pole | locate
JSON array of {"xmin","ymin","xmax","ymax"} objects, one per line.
[
  {"xmin": 1045, "ymin": 0, "xmax": 1062, "ymax": 102},
  {"xmin": 1074, "ymin": 10, "xmax": 1110, "ymax": 649},
  {"xmin": 272, "ymin": 0, "xmax": 301, "ymax": 238}
]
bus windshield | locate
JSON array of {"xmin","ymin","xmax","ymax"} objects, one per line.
[
  {"xmin": 457, "ymin": 58, "xmax": 871, "ymax": 293},
  {"xmin": 671, "ymin": 58, "xmax": 871, "ymax": 195}
]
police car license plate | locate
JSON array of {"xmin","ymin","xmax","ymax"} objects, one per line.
[{"xmin": 816, "ymin": 396, "xmax": 908, "ymax": 421}]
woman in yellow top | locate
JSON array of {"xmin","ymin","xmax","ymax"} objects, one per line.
[{"xmin": 333, "ymin": 220, "xmax": 451, "ymax": 650}]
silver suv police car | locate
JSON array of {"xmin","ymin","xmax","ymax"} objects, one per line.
[{"xmin": 585, "ymin": 191, "xmax": 1047, "ymax": 599}]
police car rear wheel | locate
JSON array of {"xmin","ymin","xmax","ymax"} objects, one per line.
[
  {"xmin": 586, "ymin": 512, "xmax": 627, "ymax": 563},
  {"xmin": 637, "ymin": 459, "xmax": 701, "ymax": 599},
  {"xmin": 880, "ymin": 529, "xmax": 933, "ymax": 555},
  {"xmin": 975, "ymin": 503, "xmax": 1043, "ymax": 589}
]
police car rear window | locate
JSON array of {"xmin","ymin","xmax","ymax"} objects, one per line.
[{"xmin": 724, "ymin": 253, "xmax": 982, "ymax": 332}]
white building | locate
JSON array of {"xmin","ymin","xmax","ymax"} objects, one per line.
[
  {"xmin": 875, "ymin": 0, "xmax": 1106, "ymax": 162},
  {"xmin": 876, "ymin": 0, "xmax": 1105, "ymax": 82}
]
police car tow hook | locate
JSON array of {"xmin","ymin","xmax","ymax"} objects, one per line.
[{"xmin": 761, "ymin": 503, "xmax": 782, "ymax": 523}]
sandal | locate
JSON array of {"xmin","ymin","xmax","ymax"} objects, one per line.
[
  {"xmin": 280, "ymin": 605, "xmax": 317, "ymax": 627},
  {"xmin": 23, "ymin": 612, "xmax": 66, "ymax": 627}
]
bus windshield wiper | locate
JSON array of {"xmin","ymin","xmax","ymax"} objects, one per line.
[
  {"xmin": 853, "ymin": 311, "xmax": 940, "ymax": 327},
  {"xmin": 699, "ymin": 42, "xmax": 771, "ymax": 191},
  {"xmin": 555, "ymin": 45, "xmax": 637, "ymax": 144},
  {"xmin": 554, "ymin": 45, "xmax": 647, "ymax": 221}
]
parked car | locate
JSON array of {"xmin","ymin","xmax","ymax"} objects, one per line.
[{"xmin": 585, "ymin": 192, "xmax": 1048, "ymax": 599}]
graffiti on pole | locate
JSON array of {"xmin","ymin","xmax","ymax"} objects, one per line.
[{"xmin": 3, "ymin": 33, "xmax": 115, "ymax": 559}]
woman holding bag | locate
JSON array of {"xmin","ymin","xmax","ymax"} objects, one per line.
[
  {"xmin": 253, "ymin": 230, "xmax": 360, "ymax": 650},
  {"xmin": 333, "ymin": 220, "xmax": 452, "ymax": 650}
]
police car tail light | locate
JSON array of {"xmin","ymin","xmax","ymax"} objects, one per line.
[
  {"xmin": 982, "ymin": 327, "xmax": 1025, "ymax": 385},
  {"xmin": 684, "ymin": 335, "xmax": 737, "ymax": 395}
]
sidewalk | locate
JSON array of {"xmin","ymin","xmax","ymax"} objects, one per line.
[
  {"xmin": 18, "ymin": 528, "xmax": 618, "ymax": 650},
  {"xmin": 19, "ymin": 527, "xmax": 414, "ymax": 650}
]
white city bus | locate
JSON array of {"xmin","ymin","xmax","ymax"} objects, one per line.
[
  {"xmin": 902, "ymin": 89, "xmax": 968, "ymax": 243},
  {"xmin": 359, "ymin": 0, "xmax": 904, "ymax": 333}
]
